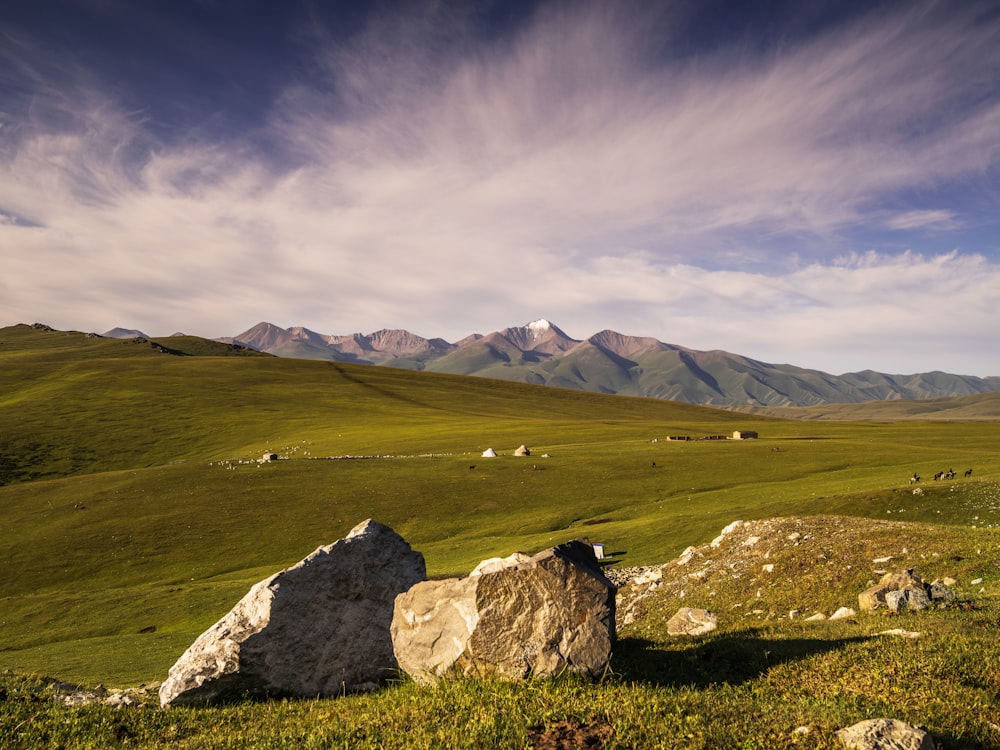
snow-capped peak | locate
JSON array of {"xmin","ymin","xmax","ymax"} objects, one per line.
[{"xmin": 526, "ymin": 319, "xmax": 553, "ymax": 336}]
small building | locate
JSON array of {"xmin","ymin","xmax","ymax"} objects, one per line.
[
  {"xmin": 262, "ymin": 452, "xmax": 278, "ymax": 462},
  {"xmin": 733, "ymin": 431, "xmax": 759, "ymax": 440},
  {"xmin": 591, "ymin": 543, "xmax": 605, "ymax": 560}
]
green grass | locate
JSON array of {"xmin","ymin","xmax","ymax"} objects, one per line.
[{"xmin": 1, "ymin": 324, "xmax": 999, "ymax": 747}]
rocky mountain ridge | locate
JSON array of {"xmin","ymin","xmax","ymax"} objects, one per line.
[{"xmin": 101, "ymin": 320, "xmax": 1000, "ymax": 407}]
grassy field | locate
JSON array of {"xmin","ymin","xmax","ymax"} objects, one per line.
[{"xmin": 1, "ymin": 324, "xmax": 999, "ymax": 748}]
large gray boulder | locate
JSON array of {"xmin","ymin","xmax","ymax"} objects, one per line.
[
  {"xmin": 159, "ymin": 519, "xmax": 426, "ymax": 707},
  {"xmin": 391, "ymin": 540, "xmax": 615, "ymax": 685}
]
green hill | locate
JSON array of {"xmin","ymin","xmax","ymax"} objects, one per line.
[
  {"xmin": 732, "ymin": 391, "xmax": 1000, "ymax": 421},
  {"xmin": 1, "ymin": 324, "xmax": 998, "ymax": 748}
]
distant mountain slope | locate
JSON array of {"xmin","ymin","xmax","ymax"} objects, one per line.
[
  {"xmin": 222, "ymin": 319, "xmax": 1000, "ymax": 407},
  {"xmin": 103, "ymin": 327, "xmax": 149, "ymax": 338},
  {"xmin": 729, "ymin": 391, "xmax": 1000, "ymax": 421},
  {"xmin": 222, "ymin": 321, "xmax": 454, "ymax": 363}
]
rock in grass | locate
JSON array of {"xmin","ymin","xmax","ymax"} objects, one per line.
[
  {"xmin": 858, "ymin": 569, "xmax": 954, "ymax": 613},
  {"xmin": 391, "ymin": 540, "xmax": 615, "ymax": 685},
  {"xmin": 666, "ymin": 607, "xmax": 718, "ymax": 636},
  {"xmin": 835, "ymin": 718, "xmax": 935, "ymax": 750},
  {"xmin": 159, "ymin": 519, "xmax": 426, "ymax": 707},
  {"xmin": 829, "ymin": 607, "xmax": 857, "ymax": 621}
]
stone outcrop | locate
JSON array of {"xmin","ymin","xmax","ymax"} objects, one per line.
[
  {"xmin": 666, "ymin": 607, "xmax": 718, "ymax": 636},
  {"xmin": 858, "ymin": 569, "xmax": 955, "ymax": 613},
  {"xmin": 391, "ymin": 540, "xmax": 615, "ymax": 685},
  {"xmin": 159, "ymin": 519, "xmax": 426, "ymax": 707},
  {"xmin": 835, "ymin": 718, "xmax": 935, "ymax": 750}
]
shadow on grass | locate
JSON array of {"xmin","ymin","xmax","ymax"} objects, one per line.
[{"xmin": 611, "ymin": 632, "xmax": 868, "ymax": 688}]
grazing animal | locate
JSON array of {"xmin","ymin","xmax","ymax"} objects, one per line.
[
  {"xmin": 965, "ymin": 468, "xmax": 973, "ymax": 478},
  {"xmin": 468, "ymin": 465, "xmax": 476, "ymax": 471},
  {"xmin": 909, "ymin": 474, "xmax": 920, "ymax": 484}
]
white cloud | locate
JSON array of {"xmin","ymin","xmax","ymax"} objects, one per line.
[
  {"xmin": 1, "ymin": 3, "xmax": 999, "ymax": 376},
  {"xmin": 885, "ymin": 210, "xmax": 958, "ymax": 231}
]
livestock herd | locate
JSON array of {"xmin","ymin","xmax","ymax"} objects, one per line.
[{"xmin": 909, "ymin": 468, "xmax": 973, "ymax": 484}]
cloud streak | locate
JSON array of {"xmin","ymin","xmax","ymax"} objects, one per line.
[{"xmin": 1, "ymin": 1, "xmax": 999, "ymax": 376}]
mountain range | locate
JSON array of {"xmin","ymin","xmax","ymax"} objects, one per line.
[{"xmin": 130, "ymin": 319, "xmax": 1000, "ymax": 408}]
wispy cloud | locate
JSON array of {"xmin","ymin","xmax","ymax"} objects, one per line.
[
  {"xmin": 1, "ymin": 2, "xmax": 998, "ymax": 375},
  {"xmin": 885, "ymin": 210, "xmax": 957, "ymax": 231}
]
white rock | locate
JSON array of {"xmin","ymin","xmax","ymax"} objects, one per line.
[
  {"xmin": 470, "ymin": 552, "xmax": 532, "ymax": 576},
  {"xmin": 675, "ymin": 546, "xmax": 697, "ymax": 566},
  {"xmin": 633, "ymin": 569, "xmax": 662, "ymax": 586},
  {"xmin": 836, "ymin": 718, "xmax": 935, "ymax": 750},
  {"xmin": 392, "ymin": 540, "xmax": 615, "ymax": 685},
  {"xmin": 829, "ymin": 607, "xmax": 857, "ymax": 621},
  {"xmin": 971, "ymin": 577, "xmax": 984, "ymax": 585},
  {"xmin": 159, "ymin": 519, "xmax": 426, "ymax": 707},
  {"xmin": 762, "ymin": 564, "xmax": 774, "ymax": 573},
  {"xmin": 666, "ymin": 607, "xmax": 718, "ymax": 636},
  {"xmin": 805, "ymin": 613, "xmax": 827, "ymax": 621},
  {"xmin": 878, "ymin": 629, "xmax": 921, "ymax": 639},
  {"xmin": 710, "ymin": 520, "xmax": 743, "ymax": 548}
]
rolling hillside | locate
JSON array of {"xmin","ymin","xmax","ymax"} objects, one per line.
[{"xmin": 1, "ymin": 322, "xmax": 999, "ymax": 747}]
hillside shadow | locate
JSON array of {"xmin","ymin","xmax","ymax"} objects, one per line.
[{"xmin": 611, "ymin": 633, "xmax": 868, "ymax": 688}]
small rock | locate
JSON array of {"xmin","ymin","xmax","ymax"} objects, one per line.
[
  {"xmin": 835, "ymin": 718, "xmax": 935, "ymax": 750},
  {"xmin": 878, "ymin": 629, "xmax": 921, "ymax": 639},
  {"xmin": 805, "ymin": 613, "xmax": 827, "ymax": 621},
  {"xmin": 710, "ymin": 520, "xmax": 743, "ymax": 548},
  {"xmin": 675, "ymin": 546, "xmax": 697, "ymax": 566},
  {"xmin": 829, "ymin": 607, "xmax": 857, "ymax": 621},
  {"xmin": 971, "ymin": 578, "xmax": 984, "ymax": 585},
  {"xmin": 666, "ymin": 607, "xmax": 718, "ymax": 636},
  {"xmin": 762, "ymin": 564, "xmax": 774, "ymax": 573}
]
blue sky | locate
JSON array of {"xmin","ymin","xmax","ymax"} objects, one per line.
[{"xmin": 2, "ymin": 0, "xmax": 999, "ymax": 376}]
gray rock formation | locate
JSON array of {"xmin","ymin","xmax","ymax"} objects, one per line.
[
  {"xmin": 159, "ymin": 519, "xmax": 426, "ymax": 707},
  {"xmin": 859, "ymin": 569, "xmax": 955, "ymax": 613},
  {"xmin": 835, "ymin": 718, "xmax": 935, "ymax": 750},
  {"xmin": 391, "ymin": 540, "xmax": 615, "ymax": 685},
  {"xmin": 666, "ymin": 607, "xmax": 718, "ymax": 636}
]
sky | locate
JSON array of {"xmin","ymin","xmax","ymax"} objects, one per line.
[{"xmin": 1, "ymin": 0, "xmax": 999, "ymax": 376}]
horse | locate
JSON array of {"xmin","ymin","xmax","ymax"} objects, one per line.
[
  {"xmin": 964, "ymin": 468, "xmax": 973, "ymax": 478},
  {"xmin": 909, "ymin": 474, "xmax": 920, "ymax": 484}
]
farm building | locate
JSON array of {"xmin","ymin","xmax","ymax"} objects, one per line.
[{"xmin": 732, "ymin": 431, "xmax": 759, "ymax": 440}]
